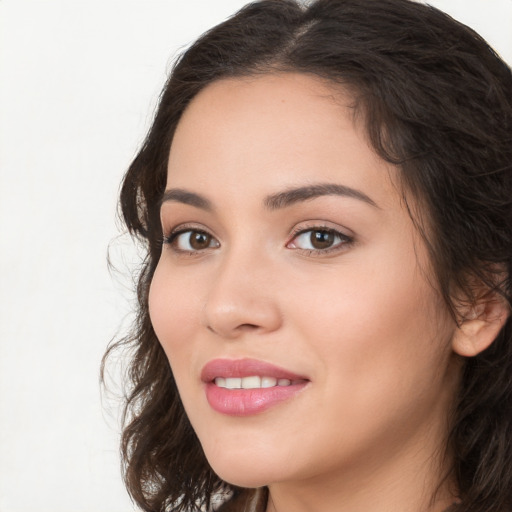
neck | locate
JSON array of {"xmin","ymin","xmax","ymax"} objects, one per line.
[
  {"xmin": 265, "ymin": 422, "xmax": 457, "ymax": 512},
  {"xmin": 266, "ymin": 469, "xmax": 456, "ymax": 512}
]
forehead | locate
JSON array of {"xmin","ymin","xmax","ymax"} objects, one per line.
[{"xmin": 166, "ymin": 72, "xmax": 399, "ymax": 211}]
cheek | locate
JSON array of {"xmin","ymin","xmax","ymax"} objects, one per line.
[
  {"xmin": 286, "ymin": 247, "xmax": 453, "ymax": 389},
  {"xmin": 148, "ymin": 263, "xmax": 201, "ymax": 364},
  {"xmin": 280, "ymin": 263, "xmax": 455, "ymax": 462}
]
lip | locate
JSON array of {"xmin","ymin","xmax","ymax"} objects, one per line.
[
  {"xmin": 201, "ymin": 358, "xmax": 307, "ymax": 382},
  {"xmin": 201, "ymin": 358, "xmax": 309, "ymax": 416}
]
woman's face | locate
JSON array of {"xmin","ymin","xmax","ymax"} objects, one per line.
[{"xmin": 149, "ymin": 73, "xmax": 460, "ymax": 490}]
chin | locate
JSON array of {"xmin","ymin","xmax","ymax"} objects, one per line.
[{"xmin": 204, "ymin": 449, "xmax": 279, "ymax": 488}]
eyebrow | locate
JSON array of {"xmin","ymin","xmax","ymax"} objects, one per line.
[
  {"xmin": 160, "ymin": 182, "xmax": 378, "ymax": 211},
  {"xmin": 160, "ymin": 188, "xmax": 213, "ymax": 211},
  {"xmin": 264, "ymin": 183, "xmax": 379, "ymax": 210}
]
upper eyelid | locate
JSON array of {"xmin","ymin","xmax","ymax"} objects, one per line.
[
  {"xmin": 289, "ymin": 221, "xmax": 353, "ymax": 238},
  {"xmin": 162, "ymin": 221, "xmax": 354, "ymax": 246},
  {"xmin": 163, "ymin": 227, "xmax": 220, "ymax": 254},
  {"xmin": 292, "ymin": 225, "xmax": 344, "ymax": 235},
  {"xmin": 162, "ymin": 224, "xmax": 219, "ymax": 247},
  {"xmin": 287, "ymin": 224, "xmax": 355, "ymax": 250},
  {"xmin": 164, "ymin": 222, "xmax": 215, "ymax": 236},
  {"xmin": 289, "ymin": 227, "xmax": 353, "ymax": 243},
  {"xmin": 170, "ymin": 225, "xmax": 210, "ymax": 235}
]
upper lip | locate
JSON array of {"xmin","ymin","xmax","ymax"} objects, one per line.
[{"xmin": 201, "ymin": 358, "xmax": 308, "ymax": 383}]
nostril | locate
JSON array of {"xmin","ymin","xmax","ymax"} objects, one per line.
[
  {"xmin": 207, "ymin": 323, "xmax": 259, "ymax": 335},
  {"xmin": 238, "ymin": 323, "xmax": 260, "ymax": 331}
]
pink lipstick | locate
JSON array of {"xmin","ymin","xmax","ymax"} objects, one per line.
[{"xmin": 201, "ymin": 358, "xmax": 309, "ymax": 416}]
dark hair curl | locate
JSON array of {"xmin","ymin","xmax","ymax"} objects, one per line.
[{"xmin": 103, "ymin": 1, "xmax": 512, "ymax": 511}]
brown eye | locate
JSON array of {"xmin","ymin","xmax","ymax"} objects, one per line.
[
  {"xmin": 169, "ymin": 229, "xmax": 219, "ymax": 252},
  {"xmin": 190, "ymin": 232, "xmax": 212, "ymax": 250},
  {"xmin": 288, "ymin": 227, "xmax": 352, "ymax": 253},
  {"xmin": 310, "ymin": 230, "xmax": 335, "ymax": 249}
]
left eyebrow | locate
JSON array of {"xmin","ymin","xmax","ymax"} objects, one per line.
[
  {"xmin": 264, "ymin": 183, "xmax": 379, "ymax": 210},
  {"xmin": 159, "ymin": 188, "xmax": 213, "ymax": 211}
]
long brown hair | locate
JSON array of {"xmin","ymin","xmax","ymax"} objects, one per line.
[{"xmin": 103, "ymin": 1, "xmax": 512, "ymax": 510}]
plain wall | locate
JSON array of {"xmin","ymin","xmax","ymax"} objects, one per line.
[{"xmin": 0, "ymin": 1, "xmax": 511, "ymax": 511}]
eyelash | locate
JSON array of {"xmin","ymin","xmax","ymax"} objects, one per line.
[
  {"xmin": 287, "ymin": 225, "xmax": 354, "ymax": 256},
  {"xmin": 162, "ymin": 224, "xmax": 354, "ymax": 256},
  {"xmin": 163, "ymin": 224, "xmax": 219, "ymax": 255}
]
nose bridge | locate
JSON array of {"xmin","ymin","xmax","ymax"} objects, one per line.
[{"xmin": 203, "ymin": 239, "xmax": 281, "ymax": 338}]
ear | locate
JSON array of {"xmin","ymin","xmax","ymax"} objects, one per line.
[{"xmin": 452, "ymin": 292, "xmax": 510, "ymax": 357}]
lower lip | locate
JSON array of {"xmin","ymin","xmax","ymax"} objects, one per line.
[{"xmin": 205, "ymin": 382, "xmax": 307, "ymax": 416}]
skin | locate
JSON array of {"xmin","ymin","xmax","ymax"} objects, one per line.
[{"xmin": 149, "ymin": 73, "xmax": 463, "ymax": 512}]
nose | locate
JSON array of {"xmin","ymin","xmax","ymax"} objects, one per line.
[{"xmin": 202, "ymin": 249, "xmax": 282, "ymax": 339}]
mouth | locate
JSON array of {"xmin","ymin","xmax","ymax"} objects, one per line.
[
  {"xmin": 201, "ymin": 358, "xmax": 309, "ymax": 416},
  {"xmin": 214, "ymin": 376, "xmax": 305, "ymax": 389}
]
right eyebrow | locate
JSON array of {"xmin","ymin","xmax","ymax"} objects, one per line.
[
  {"xmin": 264, "ymin": 183, "xmax": 379, "ymax": 210},
  {"xmin": 159, "ymin": 188, "xmax": 213, "ymax": 211}
]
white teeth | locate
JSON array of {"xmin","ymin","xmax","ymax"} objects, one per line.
[
  {"xmin": 224, "ymin": 377, "xmax": 241, "ymax": 389},
  {"xmin": 214, "ymin": 376, "xmax": 292, "ymax": 389},
  {"xmin": 241, "ymin": 376, "xmax": 261, "ymax": 389},
  {"xmin": 261, "ymin": 377, "xmax": 277, "ymax": 388}
]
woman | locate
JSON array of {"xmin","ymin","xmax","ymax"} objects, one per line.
[{"xmin": 104, "ymin": 0, "xmax": 512, "ymax": 510}]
